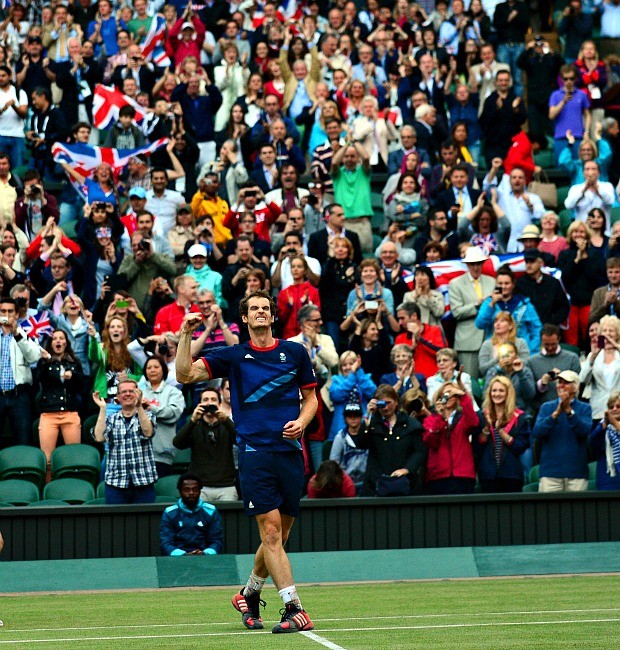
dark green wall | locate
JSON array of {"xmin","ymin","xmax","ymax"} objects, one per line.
[{"xmin": 2, "ymin": 492, "xmax": 620, "ymax": 561}]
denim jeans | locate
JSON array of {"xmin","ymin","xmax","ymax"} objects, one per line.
[
  {"xmin": 104, "ymin": 483, "xmax": 156, "ymax": 504},
  {"xmin": 497, "ymin": 43, "xmax": 525, "ymax": 97},
  {"xmin": 0, "ymin": 136, "xmax": 25, "ymax": 169},
  {"xmin": 0, "ymin": 388, "xmax": 33, "ymax": 446}
]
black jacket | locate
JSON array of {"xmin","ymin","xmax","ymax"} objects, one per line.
[
  {"xmin": 308, "ymin": 229, "xmax": 362, "ymax": 266},
  {"xmin": 37, "ymin": 357, "xmax": 84, "ymax": 413},
  {"xmin": 515, "ymin": 273, "xmax": 570, "ymax": 327},
  {"xmin": 516, "ymin": 47, "xmax": 563, "ymax": 103},
  {"xmin": 355, "ymin": 411, "xmax": 427, "ymax": 496}
]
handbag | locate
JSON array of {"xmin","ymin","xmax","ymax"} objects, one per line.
[
  {"xmin": 375, "ymin": 474, "xmax": 410, "ymax": 497},
  {"xmin": 528, "ymin": 171, "xmax": 557, "ymax": 209}
]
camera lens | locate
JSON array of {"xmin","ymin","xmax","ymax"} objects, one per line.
[{"xmin": 158, "ymin": 343, "xmax": 169, "ymax": 355}]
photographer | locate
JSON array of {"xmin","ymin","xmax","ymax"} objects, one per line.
[
  {"xmin": 14, "ymin": 170, "xmax": 59, "ymax": 241},
  {"xmin": 197, "ymin": 139, "xmax": 248, "ymax": 208},
  {"xmin": 224, "ymin": 210, "xmax": 272, "ymax": 268},
  {"xmin": 270, "ymin": 230, "xmax": 320, "ymax": 290},
  {"xmin": 223, "ymin": 182, "xmax": 281, "ymax": 244},
  {"xmin": 190, "ymin": 171, "xmax": 232, "ymax": 248},
  {"xmin": 354, "ymin": 385, "xmax": 426, "ymax": 496},
  {"xmin": 173, "ymin": 387, "xmax": 239, "ymax": 502},
  {"xmin": 482, "ymin": 341, "xmax": 535, "ymax": 412},
  {"xmin": 222, "ymin": 236, "xmax": 269, "ymax": 320},
  {"xmin": 184, "ymin": 214, "xmax": 225, "ymax": 272},
  {"xmin": 558, "ymin": 0, "xmax": 593, "ymax": 62}
]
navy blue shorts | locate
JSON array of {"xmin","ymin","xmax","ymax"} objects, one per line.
[{"xmin": 238, "ymin": 450, "xmax": 305, "ymax": 517}]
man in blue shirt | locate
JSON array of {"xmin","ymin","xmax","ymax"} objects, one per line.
[
  {"xmin": 177, "ymin": 290, "xmax": 318, "ymax": 634},
  {"xmin": 160, "ymin": 473, "xmax": 224, "ymax": 556}
]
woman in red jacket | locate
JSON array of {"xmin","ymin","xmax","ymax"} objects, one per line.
[
  {"xmin": 307, "ymin": 460, "xmax": 356, "ymax": 498},
  {"xmin": 423, "ymin": 379, "xmax": 478, "ymax": 495},
  {"xmin": 277, "ymin": 255, "xmax": 320, "ymax": 339}
]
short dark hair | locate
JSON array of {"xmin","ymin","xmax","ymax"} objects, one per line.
[
  {"xmin": 200, "ymin": 387, "xmax": 221, "ymax": 403},
  {"xmin": 32, "ymin": 86, "xmax": 52, "ymax": 103},
  {"xmin": 284, "ymin": 230, "xmax": 303, "ymax": 245},
  {"xmin": 72, "ymin": 121, "xmax": 92, "ymax": 135},
  {"xmin": 450, "ymin": 163, "xmax": 469, "ymax": 176},
  {"xmin": 0, "ymin": 65, "xmax": 11, "ymax": 76},
  {"xmin": 142, "ymin": 356, "xmax": 168, "ymax": 381},
  {"xmin": 119, "ymin": 105, "xmax": 136, "ymax": 119},
  {"xmin": 239, "ymin": 290, "xmax": 276, "ymax": 320},
  {"xmin": 177, "ymin": 472, "xmax": 203, "ymax": 491},
  {"xmin": 151, "ymin": 167, "xmax": 169, "ymax": 180},
  {"xmin": 541, "ymin": 323, "xmax": 561, "ymax": 338},
  {"xmin": 0, "ymin": 297, "xmax": 17, "ymax": 309},
  {"xmin": 496, "ymin": 264, "xmax": 515, "ymax": 282},
  {"xmin": 22, "ymin": 169, "xmax": 41, "ymax": 183}
]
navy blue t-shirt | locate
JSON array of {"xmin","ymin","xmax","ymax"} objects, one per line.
[{"xmin": 201, "ymin": 339, "xmax": 317, "ymax": 452}]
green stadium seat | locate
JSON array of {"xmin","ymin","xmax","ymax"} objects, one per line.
[
  {"xmin": 588, "ymin": 462, "xmax": 597, "ymax": 481},
  {"xmin": 0, "ymin": 446, "xmax": 47, "ymax": 489},
  {"xmin": 43, "ymin": 478, "xmax": 95, "ymax": 504},
  {"xmin": 155, "ymin": 496, "xmax": 177, "ymax": 504},
  {"xmin": 51, "ymin": 444, "xmax": 101, "ymax": 486},
  {"xmin": 62, "ymin": 220, "xmax": 78, "ymax": 239},
  {"xmin": 96, "ymin": 481, "xmax": 106, "ymax": 498},
  {"xmin": 556, "ymin": 186, "xmax": 570, "ymax": 209},
  {"xmin": 81, "ymin": 414, "xmax": 100, "ymax": 442},
  {"xmin": 155, "ymin": 475, "xmax": 181, "ymax": 498},
  {"xmin": 171, "ymin": 447, "xmax": 192, "ymax": 475},
  {"xmin": 0, "ymin": 501, "xmax": 15, "ymax": 507},
  {"xmin": 588, "ymin": 479, "xmax": 597, "ymax": 491},
  {"xmin": 528, "ymin": 465, "xmax": 540, "ymax": 484},
  {"xmin": 558, "ymin": 208, "xmax": 573, "ymax": 236},
  {"xmin": 611, "ymin": 206, "xmax": 620, "ymax": 225},
  {"xmin": 522, "ymin": 482, "xmax": 539, "ymax": 492},
  {"xmin": 322, "ymin": 440, "xmax": 333, "ymax": 462},
  {"xmin": 534, "ymin": 150, "xmax": 554, "ymax": 169},
  {"xmin": 29, "ymin": 499, "xmax": 70, "ymax": 507},
  {"xmin": 84, "ymin": 497, "xmax": 107, "ymax": 505},
  {"xmin": 0, "ymin": 479, "xmax": 40, "ymax": 505}
]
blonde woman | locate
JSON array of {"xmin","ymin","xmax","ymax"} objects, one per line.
[
  {"xmin": 579, "ymin": 315, "xmax": 620, "ymax": 420},
  {"xmin": 308, "ymin": 99, "xmax": 342, "ymax": 155},
  {"xmin": 588, "ymin": 391, "xmax": 620, "ymax": 490},
  {"xmin": 213, "ymin": 43, "xmax": 250, "ymax": 132},
  {"xmin": 476, "ymin": 376, "xmax": 530, "ymax": 493},
  {"xmin": 478, "ymin": 312, "xmax": 530, "ymax": 377}
]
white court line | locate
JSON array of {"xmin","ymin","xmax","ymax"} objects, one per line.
[
  {"xmin": 301, "ymin": 630, "xmax": 346, "ymax": 650},
  {"xmin": 1, "ymin": 617, "xmax": 620, "ymax": 644},
  {"xmin": 7, "ymin": 607, "xmax": 620, "ymax": 634}
]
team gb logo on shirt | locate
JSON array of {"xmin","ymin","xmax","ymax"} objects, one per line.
[{"xmin": 280, "ymin": 352, "xmax": 287, "ymax": 363}]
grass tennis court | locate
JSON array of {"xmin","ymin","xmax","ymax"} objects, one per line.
[{"xmin": 1, "ymin": 575, "xmax": 619, "ymax": 648}]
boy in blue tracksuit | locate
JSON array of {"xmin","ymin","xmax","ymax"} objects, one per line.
[{"xmin": 160, "ymin": 473, "xmax": 223, "ymax": 556}]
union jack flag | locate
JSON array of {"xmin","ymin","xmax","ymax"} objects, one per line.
[
  {"xmin": 19, "ymin": 311, "xmax": 53, "ymax": 341},
  {"xmin": 141, "ymin": 15, "xmax": 171, "ymax": 68},
  {"xmin": 91, "ymin": 85, "xmax": 148, "ymax": 130},
  {"xmin": 51, "ymin": 139, "xmax": 168, "ymax": 201},
  {"xmin": 425, "ymin": 254, "xmax": 564, "ymax": 317}
]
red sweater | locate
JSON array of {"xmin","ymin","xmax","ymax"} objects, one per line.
[
  {"xmin": 223, "ymin": 201, "xmax": 281, "ymax": 242},
  {"xmin": 423, "ymin": 394, "xmax": 478, "ymax": 482},
  {"xmin": 395, "ymin": 323, "xmax": 446, "ymax": 378},
  {"xmin": 277, "ymin": 281, "xmax": 320, "ymax": 340}
]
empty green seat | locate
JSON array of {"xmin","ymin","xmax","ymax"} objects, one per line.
[
  {"xmin": 43, "ymin": 478, "xmax": 95, "ymax": 504},
  {"xmin": 51, "ymin": 444, "xmax": 101, "ymax": 486},
  {"xmin": 155, "ymin": 475, "xmax": 181, "ymax": 498},
  {"xmin": 84, "ymin": 497, "xmax": 107, "ymax": 505},
  {"xmin": 522, "ymin": 482, "xmax": 539, "ymax": 493},
  {"xmin": 0, "ymin": 446, "xmax": 47, "ymax": 489},
  {"xmin": 96, "ymin": 481, "xmax": 106, "ymax": 498},
  {"xmin": 556, "ymin": 186, "xmax": 570, "ymax": 209},
  {"xmin": 589, "ymin": 462, "xmax": 597, "ymax": 481},
  {"xmin": 171, "ymin": 447, "xmax": 192, "ymax": 475},
  {"xmin": 28, "ymin": 499, "xmax": 70, "ymax": 507},
  {"xmin": 528, "ymin": 465, "xmax": 540, "ymax": 484},
  {"xmin": 558, "ymin": 208, "xmax": 573, "ymax": 236},
  {"xmin": 0, "ymin": 479, "xmax": 40, "ymax": 505}
]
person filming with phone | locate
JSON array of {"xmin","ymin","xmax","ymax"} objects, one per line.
[{"xmin": 174, "ymin": 387, "xmax": 239, "ymax": 502}]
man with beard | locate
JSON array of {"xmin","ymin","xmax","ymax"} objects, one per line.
[{"xmin": 159, "ymin": 472, "xmax": 225, "ymax": 555}]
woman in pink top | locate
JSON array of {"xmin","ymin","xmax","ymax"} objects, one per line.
[{"xmin": 538, "ymin": 211, "xmax": 569, "ymax": 262}]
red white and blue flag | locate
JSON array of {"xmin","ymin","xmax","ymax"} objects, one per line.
[
  {"xmin": 91, "ymin": 85, "xmax": 148, "ymax": 129},
  {"xmin": 19, "ymin": 311, "xmax": 53, "ymax": 341},
  {"xmin": 424, "ymin": 253, "xmax": 564, "ymax": 316},
  {"xmin": 52, "ymin": 139, "xmax": 168, "ymax": 201},
  {"xmin": 141, "ymin": 15, "xmax": 171, "ymax": 67}
]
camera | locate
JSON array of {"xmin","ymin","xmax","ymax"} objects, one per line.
[
  {"xmin": 139, "ymin": 239, "xmax": 151, "ymax": 251},
  {"xmin": 307, "ymin": 195, "xmax": 319, "ymax": 207},
  {"xmin": 409, "ymin": 398, "xmax": 423, "ymax": 412},
  {"xmin": 376, "ymin": 399, "xmax": 387, "ymax": 408},
  {"xmin": 365, "ymin": 300, "xmax": 379, "ymax": 310},
  {"xmin": 494, "ymin": 288, "xmax": 502, "ymax": 294},
  {"xmin": 203, "ymin": 404, "xmax": 218, "ymax": 414},
  {"xmin": 245, "ymin": 190, "xmax": 257, "ymax": 198},
  {"xmin": 15, "ymin": 297, "xmax": 28, "ymax": 309},
  {"xmin": 158, "ymin": 343, "xmax": 169, "ymax": 356},
  {"xmin": 0, "ymin": 316, "xmax": 8, "ymax": 324},
  {"xmin": 286, "ymin": 247, "xmax": 296, "ymax": 255},
  {"xmin": 439, "ymin": 394, "xmax": 451, "ymax": 404},
  {"xmin": 547, "ymin": 371, "xmax": 557, "ymax": 380}
]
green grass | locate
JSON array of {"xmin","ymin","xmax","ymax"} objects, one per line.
[{"xmin": 1, "ymin": 576, "xmax": 620, "ymax": 648}]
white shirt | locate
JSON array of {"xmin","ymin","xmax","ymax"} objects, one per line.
[
  {"xmin": 564, "ymin": 181, "xmax": 615, "ymax": 231},
  {"xmin": 483, "ymin": 173, "xmax": 545, "ymax": 252},
  {"xmin": 0, "ymin": 86, "xmax": 27, "ymax": 138},
  {"xmin": 145, "ymin": 189, "xmax": 185, "ymax": 235},
  {"xmin": 271, "ymin": 255, "xmax": 322, "ymax": 290}
]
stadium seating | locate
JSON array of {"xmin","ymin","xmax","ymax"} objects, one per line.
[
  {"xmin": 529, "ymin": 465, "xmax": 540, "ymax": 484},
  {"xmin": 558, "ymin": 208, "xmax": 573, "ymax": 236},
  {"xmin": 51, "ymin": 444, "xmax": 101, "ymax": 486},
  {"xmin": 84, "ymin": 498, "xmax": 107, "ymax": 505},
  {"xmin": 155, "ymin": 496, "xmax": 177, "ymax": 504},
  {"xmin": 171, "ymin": 447, "xmax": 192, "ymax": 475},
  {"xmin": 556, "ymin": 186, "xmax": 570, "ymax": 211},
  {"xmin": 0, "ymin": 446, "xmax": 47, "ymax": 489},
  {"xmin": 28, "ymin": 499, "xmax": 70, "ymax": 507},
  {"xmin": 0, "ymin": 501, "xmax": 16, "ymax": 507},
  {"xmin": 96, "ymin": 481, "xmax": 106, "ymax": 498},
  {"xmin": 154, "ymin": 475, "xmax": 181, "ymax": 498},
  {"xmin": 43, "ymin": 478, "xmax": 96, "ymax": 504},
  {"xmin": 522, "ymin": 482, "xmax": 539, "ymax": 492},
  {"xmin": 589, "ymin": 462, "xmax": 597, "ymax": 481},
  {"xmin": 0, "ymin": 479, "xmax": 40, "ymax": 505}
]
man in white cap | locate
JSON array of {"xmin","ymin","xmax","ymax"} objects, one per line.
[
  {"xmin": 531, "ymin": 369, "xmax": 592, "ymax": 492},
  {"xmin": 448, "ymin": 247, "xmax": 496, "ymax": 378}
]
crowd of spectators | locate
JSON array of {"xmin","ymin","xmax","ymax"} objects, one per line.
[{"xmin": 1, "ymin": 0, "xmax": 620, "ymax": 505}]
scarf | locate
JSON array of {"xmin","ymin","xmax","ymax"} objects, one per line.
[{"xmin": 605, "ymin": 424, "xmax": 620, "ymax": 477}]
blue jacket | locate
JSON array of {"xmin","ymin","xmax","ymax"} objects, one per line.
[
  {"xmin": 160, "ymin": 498, "xmax": 223, "ymax": 556},
  {"xmin": 474, "ymin": 411, "xmax": 530, "ymax": 481},
  {"xmin": 171, "ymin": 83, "xmax": 222, "ymax": 143},
  {"xmin": 379, "ymin": 371, "xmax": 427, "ymax": 396},
  {"xmin": 475, "ymin": 294, "xmax": 542, "ymax": 355},
  {"xmin": 532, "ymin": 399, "xmax": 592, "ymax": 479},
  {"xmin": 328, "ymin": 368, "xmax": 376, "ymax": 440},
  {"xmin": 588, "ymin": 423, "xmax": 620, "ymax": 491}
]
